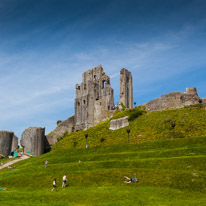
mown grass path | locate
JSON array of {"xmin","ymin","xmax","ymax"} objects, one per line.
[{"xmin": 0, "ymin": 155, "xmax": 29, "ymax": 170}]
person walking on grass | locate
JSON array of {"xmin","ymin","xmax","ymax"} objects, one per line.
[
  {"xmin": 124, "ymin": 173, "xmax": 139, "ymax": 183},
  {"xmin": 51, "ymin": 179, "xmax": 57, "ymax": 192},
  {"xmin": 62, "ymin": 174, "xmax": 67, "ymax": 188},
  {"xmin": 45, "ymin": 160, "xmax": 48, "ymax": 168}
]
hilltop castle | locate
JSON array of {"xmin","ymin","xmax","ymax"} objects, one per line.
[
  {"xmin": 1, "ymin": 64, "xmax": 205, "ymax": 156},
  {"xmin": 46, "ymin": 65, "xmax": 133, "ymax": 146}
]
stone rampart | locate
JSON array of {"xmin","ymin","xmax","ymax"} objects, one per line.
[
  {"xmin": 201, "ymin": 98, "xmax": 206, "ymax": 104},
  {"xmin": 109, "ymin": 116, "xmax": 129, "ymax": 130},
  {"xmin": 21, "ymin": 127, "xmax": 45, "ymax": 156},
  {"xmin": 47, "ymin": 115, "xmax": 75, "ymax": 145},
  {"xmin": 144, "ymin": 87, "xmax": 201, "ymax": 112}
]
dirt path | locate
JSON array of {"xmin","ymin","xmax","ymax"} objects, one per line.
[{"xmin": 0, "ymin": 155, "xmax": 29, "ymax": 169}]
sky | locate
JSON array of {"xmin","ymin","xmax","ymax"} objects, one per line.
[{"xmin": 0, "ymin": 0, "xmax": 206, "ymax": 141}]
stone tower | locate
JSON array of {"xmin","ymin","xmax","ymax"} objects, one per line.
[
  {"xmin": 120, "ymin": 68, "xmax": 133, "ymax": 108},
  {"xmin": 75, "ymin": 65, "xmax": 114, "ymax": 130}
]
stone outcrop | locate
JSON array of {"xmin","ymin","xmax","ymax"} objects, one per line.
[
  {"xmin": 21, "ymin": 127, "xmax": 45, "ymax": 156},
  {"xmin": 0, "ymin": 131, "xmax": 18, "ymax": 156},
  {"xmin": 144, "ymin": 87, "xmax": 202, "ymax": 112},
  {"xmin": 120, "ymin": 68, "xmax": 133, "ymax": 108},
  {"xmin": 109, "ymin": 116, "xmax": 129, "ymax": 130}
]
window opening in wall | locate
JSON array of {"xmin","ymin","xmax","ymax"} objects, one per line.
[
  {"xmin": 108, "ymin": 106, "xmax": 110, "ymax": 110},
  {"xmin": 78, "ymin": 102, "xmax": 80, "ymax": 106},
  {"xmin": 84, "ymin": 84, "xmax": 87, "ymax": 90},
  {"xmin": 83, "ymin": 100, "xmax": 86, "ymax": 104},
  {"xmin": 102, "ymin": 80, "xmax": 106, "ymax": 89},
  {"xmin": 127, "ymin": 77, "xmax": 129, "ymax": 83},
  {"xmin": 94, "ymin": 75, "xmax": 96, "ymax": 79},
  {"xmin": 71, "ymin": 127, "xmax": 74, "ymax": 132},
  {"xmin": 100, "ymin": 102, "xmax": 102, "ymax": 106},
  {"xmin": 78, "ymin": 86, "xmax": 80, "ymax": 90}
]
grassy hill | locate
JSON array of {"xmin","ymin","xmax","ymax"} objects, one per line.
[
  {"xmin": 55, "ymin": 104, "xmax": 206, "ymax": 149},
  {"xmin": 0, "ymin": 105, "xmax": 206, "ymax": 205}
]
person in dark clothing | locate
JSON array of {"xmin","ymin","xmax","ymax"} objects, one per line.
[{"xmin": 51, "ymin": 179, "xmax": 56, "ymax": 192}]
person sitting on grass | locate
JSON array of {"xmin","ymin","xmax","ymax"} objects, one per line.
[
  {"xmin": 124, "ymin": 173, "xmax": 139, "ymax": 183},
  {"xmin": 0, "ymin": 188, "xmax": 8, "ymax": 191},
  {"xmin": 51, "ymin": 179, "xmax": 56, "ymax": 192}
]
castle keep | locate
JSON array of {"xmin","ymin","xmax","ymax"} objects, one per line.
[{"xmin": 75, "ymin": 65, "xmax": 114, "ymax": 130}]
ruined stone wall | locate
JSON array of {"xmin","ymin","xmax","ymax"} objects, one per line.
[
  {"xmin": 144, "ymin": 87, "xmax": 201, "ymax": 112},
  {"xmin": 75, "ymin": 65, "xmax": 114, "ymax": 130},
  {"xmin": 201, "ymin": 98, "xmax": 206, "ymax": 104},
  {"xmin": 21, "ymin": 127, "xmax": 45, "ymax": 156},
  {"xmin": 11, "ymin": 135, "xmax": 18, "ymax": 152},
  {"xmin": 47, "ymin": 115, "xmax": 75, "ymax": 145},
  {"xmin": 0, "ymin": 131, "xmax": 14, "ymax": 156},
  {"xmin": 109, "ymin": 116, "xmax": 129, "ymax": 130},
  {"xmin": 120, "ymin": 68, "xmax": 133, "ymax": 108}
]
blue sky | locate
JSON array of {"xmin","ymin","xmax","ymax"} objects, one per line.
[{"xmin": 0, "ymin": 0, "xmax": 206, "ymax": 141}]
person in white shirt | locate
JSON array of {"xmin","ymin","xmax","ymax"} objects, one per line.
[
  {"xmin": 51, "ymin": 179, "xmax": 56, "ymax": 192},
  {"xmin": 62, "ymin": 174, "xmax": 67, "ymax": 188}
]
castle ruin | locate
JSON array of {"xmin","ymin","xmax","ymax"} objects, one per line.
[
  {"xmin": 0, "ymin": 131, "xmax": 18, "ymax": 156},
  {"xmin": 144, "ymin": 87, "xmax": 203, "ymax": 112},
  {"xmin": 47, "ymin": 65, "xmax": 132, "ymax": 145},
  {"xmin": 120, "ymin": 68, "xmax": 133, "ymax": 109},
  {"xmin": 20, "ymin": 127, "xmax": 45, "ymax": 156},
  {"xmin": 75, "ymin": 65, "xmax": 114, "ymax": 130},
  {"xmin": 2, "ymin": 64, "xmax": 206, "ymax": 157}
]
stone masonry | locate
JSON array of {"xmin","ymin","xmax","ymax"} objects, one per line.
[
  {"xmin": 47, "ymin": 65, "xmax": 116, "ymax": 145},
  {"xmin": 21, "ymin": 127, "xmax": 45, "ymax": 156},
  {"xmin": 75, "ymin": 64, "xmax": 114, "ymax": 130},
  {"xmin": 46, "ymin": 115, "xmax": 75, "ymax": 146},
  {"xmin": 0, "ymin": 131, "xmax": 18, "ymax": 156},
  {"xmin": 120, "ymin": 68, "xmax": 133, "ymax": 108},
  {"xmin": 109, "ymin": 116, "xmax": 129, "ymax": 130},
  {"xmin": 143, "ymin": 87, "xmax": 202, "ymax": 112}
]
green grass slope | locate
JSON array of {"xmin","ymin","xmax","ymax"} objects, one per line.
[
  {"xmin": 0, "ymin": 105, "xmax": 206, "ymax": 206},
  {"xmin": 55, "ymin": 104, "xmax": 206, "ymax": 149},
  {"xmin": 0, "ymin": 136, "xmax": 206, "ymax": 206}
]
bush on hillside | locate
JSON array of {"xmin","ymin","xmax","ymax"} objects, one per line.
[
  {"xmin": 113, "ymin": 106, "xmax": 146, "ymax": 121},
  {"xmin": 57, "ymin": 130, "xmax": 69, "ymax": 142}
]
